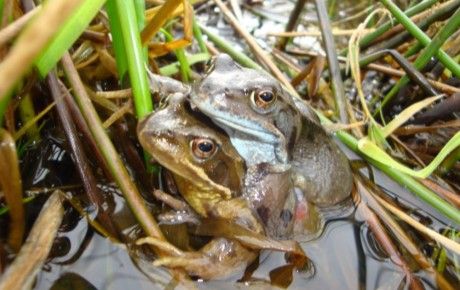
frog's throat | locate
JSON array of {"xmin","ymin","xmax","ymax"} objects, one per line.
[
  {"xmin": 212, "ymin": 116, "xmax": 289, "ymax": 163},
  {"xmin": 211, "ymin": 115, "xmax": 279, "ymax": 144}
]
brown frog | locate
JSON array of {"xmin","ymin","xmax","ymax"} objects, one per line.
[
  {"xmin": 190, "ymin": 54, "xmax": 352, "ymax": 206},
  {"xmin": 137, "ymin": 93, "xmax": 303, "ymax": 278}
]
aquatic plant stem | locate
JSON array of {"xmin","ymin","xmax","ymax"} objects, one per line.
[
  {"xmin": 0, "ymin": 129, "xmax": 24, "ymax": 252},
  {"xmin": 199, "ymin": 25, "xmax": 262, "ymax": 70},
  {"xmin": 47, "ymin": 71, "xmax": 119, "ymax": 238},
  {"xmin": 363, "ymin": 0, "xmax": 436, "ymax": 46},
  {"xmin": 376, "ymin": 5, "xmax": 460, "ymax": 114},
  {"xmin": 327, "ymin": 118, "xmax": 460, "ymax": 224},
  {"xmin": 314, "ymin": 0, "xmax": 348, "ymax": 124},
  {"xmin": 340, "ymin": 0, "xmax": 437, "ymax": 55},
  {"xmin": 162, "ymin": 28, "xmax": 191, "ymax": 82},
  {"xmin": 61, "ymin": 53, "xmax": 165, "ymax": 241},
  {"xmin": 192, "ymin": 16, "xmax": 208, "ymax": 54},
  {"xmin": 106, "ymin": 0, "xmax": 152, "ymax": 118},
  {"xmin": 379, "ymin": 0, "xmax": 460, "ymax": 78}
]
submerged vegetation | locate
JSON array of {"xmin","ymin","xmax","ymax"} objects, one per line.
[{"xmin": 0, "ymin": 0, "xmax": 458, "ymax": 289}]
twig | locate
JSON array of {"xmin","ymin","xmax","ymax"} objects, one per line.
[
  {"xmin": 0, "ymin": 191, "xmax": 63, "ymax": 290},
  {"xmin": 61, "ymin": 52, "xmax": 165, "ymax": 241},
  {"xmin": 0, "ymin": 6, "xmax": 41, "ymax": 47},
  {"xmin": 315, "ymin": 0, "xmax": 348, "ymax": 123},
  {"xmin": 276, "ymin": 0, "xmax": 307, "ymax": 50}
]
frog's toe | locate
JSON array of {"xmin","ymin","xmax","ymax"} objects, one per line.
[
  {"xmin": 136, "ymin": 237, "xmax": 184, "ymax": 257},
  {"xmin": 153, "ymin": 254, "xmax": 208, "ymax": 268}
]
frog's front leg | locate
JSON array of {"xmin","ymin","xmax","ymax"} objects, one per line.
[
  {"xmin": 152, "ymin": 189, "xmax": 201, "ymax": 225},
  {"xmin": 291, "ymin": 96, "xmax": 321, "ymax": 127}
]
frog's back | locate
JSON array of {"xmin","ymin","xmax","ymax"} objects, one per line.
[{"xmin": 291, "ymin": 123, "xmax": 352, "ymax": 206}]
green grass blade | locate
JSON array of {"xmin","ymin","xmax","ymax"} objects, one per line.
[
  {"xmin": 133, "ymin": 0, "xmax": 148, "ymax": 61},
  {"xmin": 35, "ymin": 0, "xmax": 106, "ymax": 77},
  {"xmin": 106, "ymin": 0, "xmax": 152, "ymax": 118},
  {"xmin": 320, "ymin": 116, "xmax": 460, "ymax": 224},
  {"xmin": 0, "ymin": 0, "xmax": 4, "ymax": 23},
  {"xmin": 159, "ymin": 52, "xmax": 209, "ymax": 76},
  {"xmin": 360, "ymin": 0, "xmax": 436, "ymax": 48},
  {"xmin": 380, "ymin": 95, "xmax": 442, "ymax": 137},
  {"xmin": 199, "ymin": 24, "xmax": 263, "ymax": 70},
  {"xmin": 376, "ymin": 4, "xmax": 460, "ymax": 113},
  {"xmin": 106, "ymin": 1, "xmax": 127, "ymax": 81},
  {"xmin": 133, "ymin": 0, "xmax": 145, "ymax": 30},
  {"xmin": 193, "ymin": 16, "xmax": 208, "ymax": 54},
  {"xmin": 380, "ymin": 0, "xmax": 460, "ymax": 78},
  {"xmin": 358, "ymin": 131, "xmax": 460, "ymax": 179},
  {"xmin": 161, "ymin": 28, "xmax": 191, "ymax": 82}
]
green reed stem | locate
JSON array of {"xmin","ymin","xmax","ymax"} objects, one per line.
[
  {"xmin": 161, "ymin": 28, "xmax": 191, "ymax": 82},
  {"xmin": 379, "ymin": 0, "xmax": 460, "ymax": 78},
  {"xmin": 106, "ymin": 0, "xmax": 152, "ymax": 118},
  {"xmin": 376, "ymin": 4, "xmax": 460, "ymax": 115},
  {"xmin": 340, "ymin": 0, "xmax": 437, "ymax": 55}
]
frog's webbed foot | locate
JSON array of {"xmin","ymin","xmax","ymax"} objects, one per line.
[
  {"xmin": 137, "ymin": 237, "xmax": 256, "ymax": 280},
  {"xmin": 155, "ymin": 238, "xmax": 256, "ymax": 280}
]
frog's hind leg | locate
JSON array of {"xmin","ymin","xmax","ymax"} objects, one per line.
[{"xmin": 139, "ymin": 236, "xmax": 257, "ymax": 280}]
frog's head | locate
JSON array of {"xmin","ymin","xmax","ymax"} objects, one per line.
[
  {"xmin": 137, "ymin": 94, "xmax": 245, "ymax": 216},
  {"xmin": 190, "ymin": 54, "xmax": 302, "ymax": 164}
]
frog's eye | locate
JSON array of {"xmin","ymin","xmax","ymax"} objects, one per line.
[
  {"xmin": 191, "ymin": 138, "xmax": 217, "ymax": 159},
  {"xmin": 250, "ymin": 90, "xmax": 277, "ymax": 113}
]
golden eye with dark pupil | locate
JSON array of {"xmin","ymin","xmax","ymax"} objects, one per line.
[
  {"xmin": 191, "ymin": 138, "xmax": 216, "ymax": 159},
  {"xmin": 255, "ymin": 90, "xmax": 276, "ymax": 109}
]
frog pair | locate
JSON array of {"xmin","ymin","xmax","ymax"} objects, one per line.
[{"xmin": 137, "ymin": 54, "xmax": 352, "ymax": 279}]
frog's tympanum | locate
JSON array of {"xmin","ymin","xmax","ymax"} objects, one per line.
[
  {"xmin": 190, "ymin": 54, "xmax": 352, "ymax": 206},
  {"xmin": 138, "ymin": 94, "xmax": 306, "ymax": 279}
]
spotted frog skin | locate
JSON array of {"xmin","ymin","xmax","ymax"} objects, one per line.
[{"xmin": 190, "ymin": 54, "xmax": 352, "ymax": 206}]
